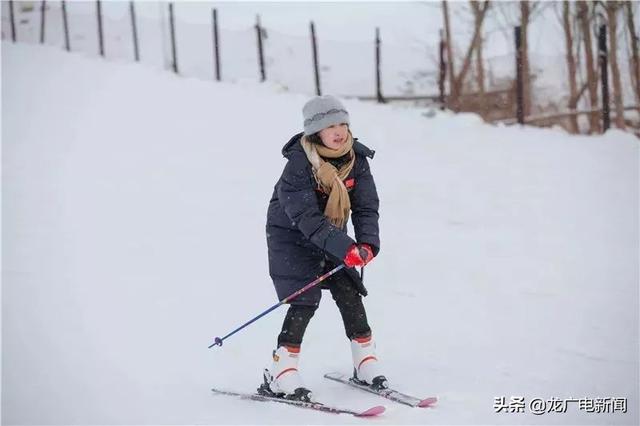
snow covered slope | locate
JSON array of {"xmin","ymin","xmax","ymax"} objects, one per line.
[{"xmin": 2, "ymin": 42, "xmax": 638, "ymax": 425}]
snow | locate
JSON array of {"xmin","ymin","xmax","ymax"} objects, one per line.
[{"xmin": 2, "ymin": 42, "xmax": 639, "ymax": 425}]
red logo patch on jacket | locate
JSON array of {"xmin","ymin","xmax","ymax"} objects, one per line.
[
  {"xmin": 344, "ymin": 178, "xmax": 355, "ymax": 189},
  {"xmin": 315, "ymin": 178, "xmax": 356, "ymax": 194}
]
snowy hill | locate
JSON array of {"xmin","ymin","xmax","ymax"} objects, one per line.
[{"xmin": 2, "ymin": 42, "xmax": 638, "ymax": 425}]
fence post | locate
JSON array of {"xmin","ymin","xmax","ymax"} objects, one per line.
[
  {"xmin": 375, "ymin": 27, "xmax": 385, "ymax": 103},
  {"xmin": 61, "ymin": 0, "xmax": 70, "ymax": 51},
  {"xmin": 169, "ymin": 2, "xmax": 178, "ymax": 74},
  {"xmin": 255, "ymin": 14, "xmax": 266, "ymax": 82},
  {"xmin": 598, "ymin": 24, "xmax": 610, "ymax": 132},
  {"xmin": 130, "ymin": 1, "xmax": 139, "ymax": 61},
  {"xmin": 310, "ymin": 21, "xmax": 321, "ymax": 96},
  {"xmin": 96, "ymin": 0, "xmax": 104, "ymax": 57},
  {"xmin": 9, "ymin": 0, "xmax": 16, "ymax": 42},
  {"xmin": 514, "ymin": 25, "xmax": 524, "ymax": 125},
  {"xmin": 439, "ymin": 29, "xmax": 446, "ymax": 110},
  {"xmin": 40, "ymin": 0, "xmax": 46, "ymax": 44},
  {"xmin": 212, "ymin": 8, "xmax": 221, "ymax": 81}
]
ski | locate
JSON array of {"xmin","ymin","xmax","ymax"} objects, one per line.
[
  {"xmin": 323, "ymin": 372, "xmax": 438, "ymax": 408},
  {"xmin": 211, "ymin": 388, "xmax": 385, "ymax": 417}
]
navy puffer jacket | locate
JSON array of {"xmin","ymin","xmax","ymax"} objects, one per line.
[{"xmin": 266, "ymin": 132, "xmax": 380, "ymax": 306}]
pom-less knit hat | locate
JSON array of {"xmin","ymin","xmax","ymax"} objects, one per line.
[{"xmin": 302, "ymin": 95, "xmax": 350, "ymax": 136}]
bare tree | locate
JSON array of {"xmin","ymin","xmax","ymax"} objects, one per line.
[
  {"xmin": 577, "ymin": 1, "xmax": 600, "ymax": 133},
  {"xmin": 625, "ymin": 1, "xmax": 640, "ymax": 107},
  {"xmin": 605, "ymin": 2, "xmax": 626, "ymax": 129},
  {"xmin": 441, "ymin": 1, "xmax": 456, "ymax": 107},
  {"xmin": 450, "ymin": 0, "xmax": 490, "ymax": 110},
  {"xmin": 471, "ymin": 1, "xmax": 486, "ymax": 96},
  {"xmin": 562, "ymin": 1, "xmax": 579, "ymax": 132}
]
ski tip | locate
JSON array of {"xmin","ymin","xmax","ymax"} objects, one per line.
[
  {"xmin": 356, "ymin": 405, "xmax": 386, "ymax": 417},
  {"xmin": 417, "ymin": 397, "xmax": 438, "ymax": 408}
]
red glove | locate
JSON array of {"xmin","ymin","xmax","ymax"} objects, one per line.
[{"xmin": 343, "ymin": 244, "xmax": 374, "ymax": 268}]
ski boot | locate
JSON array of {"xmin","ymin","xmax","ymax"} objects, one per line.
[
  {"xmin": 258, "ymin": 345, "xmax": 313, "ymax": 402},
  {"xmin": 350, "ymin": 335, "xmax": 389, "ymax": 391}
]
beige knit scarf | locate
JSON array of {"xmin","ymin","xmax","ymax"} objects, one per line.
[{"xmin": 300, "ymin": 132, "xmax": 355, "ymax": 228}]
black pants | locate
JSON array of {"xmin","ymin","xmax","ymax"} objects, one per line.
[{"xmin": 277, "ymin": 271, "xmax": 371, "ymax": 347}]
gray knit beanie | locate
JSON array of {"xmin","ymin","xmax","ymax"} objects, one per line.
[{"xmin": 302, "ymin": 95, "xmax": 350, "ymax": 136}]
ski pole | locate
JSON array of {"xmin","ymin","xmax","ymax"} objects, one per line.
[{"xmin": 209, "ymin": 264, "xmax": 345, "ymax": 348}]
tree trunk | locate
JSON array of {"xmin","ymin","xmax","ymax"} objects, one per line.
[
  {"xmin": 563, "ymin": 1, "xmax": 579, "ymax": 133},
  {"xmin": 471, "ymin": 1, "xmax": 486, "ymax": 96},
  {"xmin": 476, "ymin": 34, "xmax": 485, "ymax": 96},
  {"xmin": 451, "ymin": 0, "xmax": 489, "ymax": 109},
  {"xmin": 578, "ymin": 1, "xmax": 600, "ymax": 133},
  {"xmin": 607, "ymin": 2, "xmax": 625, "ymax": 129},
  {"xmin": 442, "ymin": 1, "xmax": 456, "ymax": 108},
  {"xmin": 520, "ymin": 0, "xmax": 532, "ymax": 116},
  {"xmin": 625, "ymin": 1, "xmax": 640, "ymax": 107}
]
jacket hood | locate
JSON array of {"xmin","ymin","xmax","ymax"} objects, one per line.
[{"xmin": 281, "ymin": 132, "xmax": 376, "ymax": 160}]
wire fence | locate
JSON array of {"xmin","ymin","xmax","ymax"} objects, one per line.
[
  {"xmin": 1, "ymin": 1, "xmax": 442, "ymax": 98},
  {"xmin": 2, "ymin": 1, "xmax": 638, "ymax": 136}
]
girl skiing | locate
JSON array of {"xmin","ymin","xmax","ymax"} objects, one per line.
[{"xmin": 263, "ymin": 95, "xmax": 386, "ymax": 402}]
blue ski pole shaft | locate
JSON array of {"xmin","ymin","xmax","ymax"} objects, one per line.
[{"xmin": 209, "ymin": 264, "xmax": 345, "ymax": 348}]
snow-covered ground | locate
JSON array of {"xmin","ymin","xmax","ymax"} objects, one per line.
[{"xmin": 2, "ymin": 42, "xmax": 639, "ymax": 425}]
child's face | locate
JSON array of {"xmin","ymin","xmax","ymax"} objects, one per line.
[{"xmin": 319, "ymin": 123, "xmax": 349, "ymax": 151}]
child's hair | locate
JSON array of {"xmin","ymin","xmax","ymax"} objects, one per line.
[{"xmin": 306, "ymin": 132, "xmax": 324, "ymax": 145}]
